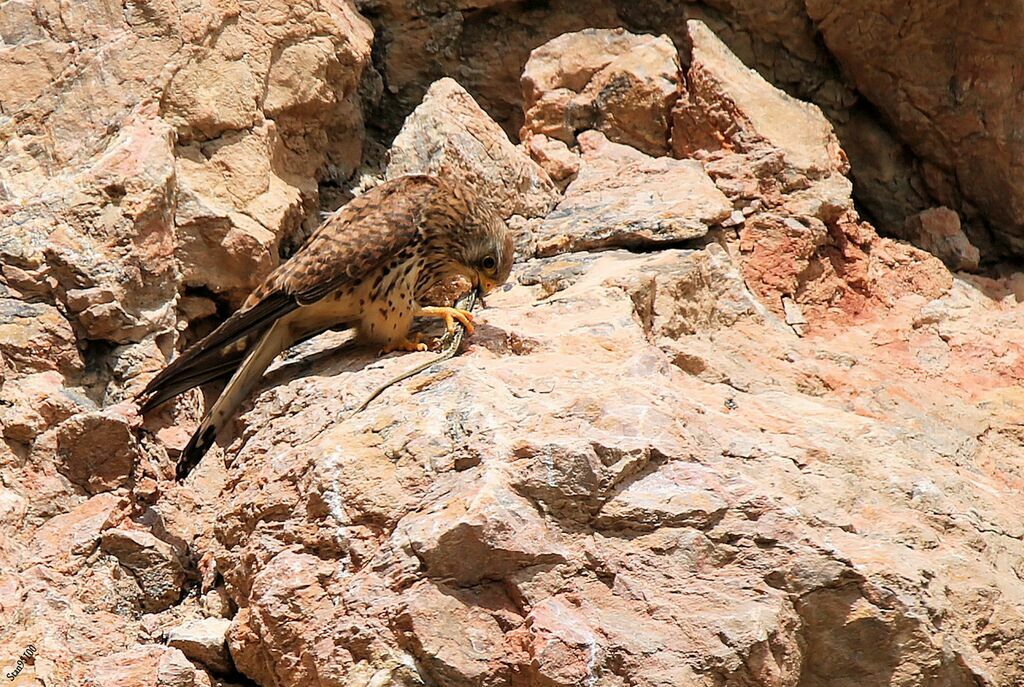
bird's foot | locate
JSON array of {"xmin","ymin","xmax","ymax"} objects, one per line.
[
  {"xmin": 380, "ymin": 333, "xmax": 429, "ymax": 354},
  {"xmin": 416, "ymin": 306, "xmax": 475, "ymax": 334}
]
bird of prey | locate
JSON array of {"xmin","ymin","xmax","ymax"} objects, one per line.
[{"xmin": 139, "ymin": 175, "xmax": 514, "ymax": 480}]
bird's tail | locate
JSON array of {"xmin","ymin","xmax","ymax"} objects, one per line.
[{"xmin": 177, "ymin": 319, "xmax": 291, "ymax": 480}]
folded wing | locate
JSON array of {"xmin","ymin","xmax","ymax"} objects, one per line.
[{"xmin": 137, "ymin": 175, "xmax": 445, "ymax": 414}]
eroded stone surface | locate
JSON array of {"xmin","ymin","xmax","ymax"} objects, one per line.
[
  {"xmin": 386, "ymin": 77, "xmax": 559, "ymax": 220},
  {"xmin": 4, "ymin": 11, "xmax": 1024, "ymax": 687},
  {"xmin": 521, "ymin": 28, "xmax": 681, "ymax": 156},
  {"xmin": 534, "ymin": 131, "xmax": 731, "ymax": 256},
  {"xmin": 805, "ymin": 0, "xmax": 1024, "ymax": 254}
]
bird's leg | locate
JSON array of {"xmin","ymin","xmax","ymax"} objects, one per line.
[
  {"xmin": 380, "ymin": 332, "xmax": 428, "ymax": 354},
  {"xmin": 415, "ymin": 306, "xmax": 475, "ymax": 334}
]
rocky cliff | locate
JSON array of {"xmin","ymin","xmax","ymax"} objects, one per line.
[{"xmin": 2, "ymin": 2, "xmax": 1024, "ymax": 686}]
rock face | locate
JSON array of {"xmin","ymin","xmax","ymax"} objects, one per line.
[
  {"xmin": 521, "ymin": 28, "xmax": 681, "ymax": 157},
  {"xmin": 534, "ymin": 131, "xmax": 731, "ymax": 256},
  {"xmin": 386, "ymin": 78, "xmax": 558, "ymax": 220},
  {"xmin": 804, "ymin": 1, "xmax": 1024, "ymax": 254},
  {"xmin": 4, "ymin": 9, "xmax": 1024, "ymax": 687},
  {"xmin": 355, "ymin": 0, "xmax": 1024, "ymax": 261}
]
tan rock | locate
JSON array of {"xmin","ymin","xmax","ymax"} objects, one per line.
[
  {"xmin": 0, "ymin": 372, "xmax": 89, "ymax": 443},
  {"xmin": 264, "ymin": 37, "xmax": 339, "ymax": 117},
  {"xmin": 164, "ymin": 55, "xmax": 263, "ymax": 140},
  {"xmin": 54, "ymin": 410, "xmax": 142, "ymax": 494},
  {"xmin": 905, "ymin": 207, "xmax": 981, "ymax": 273},
  {"xmin": 1, "ymin": 0, "xmax": 373, "ymax": 348},
  {"xmin": 174, "ymin": 123, "xmax": 305, "ymax": 305},
  {"xmin": 534, "ymin": 131, "xmax": 732, "ymax": 256},
  {"xmin": 0, "ymin": 298, "xmax": 82, "ymax": 375},
  {"xmin": 100, "ymin": 528, "xmax": 186, "ymax": 613},
  {"xmin": 521, "ymin": 28, "xmax": 681, "ymax": 156},
  {"xmin": 167, "ymin": 617, "xmax": 233, "ymax": 674},
  {"xmin": 386, "ymin": 77, "xmax": 559, "ymax": 219},
  {"xmin": 673, "ymin": 20, "xmax": 848, "ymax": 179}
]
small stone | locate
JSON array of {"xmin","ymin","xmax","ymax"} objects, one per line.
[
  {"xmin": 167, "ymin": 617, "xmax": 233, "ymax": 673},
  {"xmin": 101, "ymin": 529, "xmax": 186, "ymax": 612},
  {"xmin": 524, "ymin": 134, "xmax": 580, "ymax": 185},
  {"xmin": 904, "ymin": 207, "xmax": 980, "ymax": 272},
  {"xmin": 782, "ymin": 296, "xmax": 808, "ymax": 336},
  {"xmin": 76, "ymin": 646, "xmax": 205, "ymax": 687}
]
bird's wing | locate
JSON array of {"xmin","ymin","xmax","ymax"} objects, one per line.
[
  {"xmin": 139, "ymin": 175, "xmax": 444, "ymax": 412},
  {"xmin": 137, "ymin": 292, "xmax": 295, "ymax": 413},
  {"xmin": 268, "ymin": 175, "xmax": 442, "ymax": 305}
]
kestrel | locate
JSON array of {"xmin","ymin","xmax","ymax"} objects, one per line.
[{"xmin": 139, "ymin": 175, "xmax": 514, "ymax": 479}]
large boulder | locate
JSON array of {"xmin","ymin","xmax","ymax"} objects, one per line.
[
  {"xmin": 521, "ymin": 28, "xmax": 681, "ymax": 156},
  {"xmin": 533, "ymin": 131, "xmax": 731, "ymax": 256},
  {"xmin": 386, "ymin": 77, "xmax": 559, "ymax": 220}
]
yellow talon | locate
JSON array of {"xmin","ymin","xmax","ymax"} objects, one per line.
[
  {"xmin": 380, "ymin": 333, "xmax": 428, "ymax": 354},
  {"xmin": 417, "ymin": 306, "xmax": 475, "ymax": 334}
]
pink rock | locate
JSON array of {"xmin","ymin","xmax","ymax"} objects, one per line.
[
  {"xmin": 74, "ymin": 645, "xmax": 208, "ymax": 687},
  {"xmin": 525, "ymin": 597, "xmax": 603, "ymax": 686},
  {"xmin": 396, "ymin": 468, "xmax": 568, "ymax": 586},
  {"xmin": 4, "ymin": 6, "xmax": 1024, "ymax": 687},
  {"xmin": 54, "ymin": 411, "xmax": 143, "ymax": 495},
  {"xmin": 32, "ymin": 493, "xmax": 123, "ymax": 572},
  {"xmin": 396, "ymin": 581, "xmax": 515, "ymax": 686}
]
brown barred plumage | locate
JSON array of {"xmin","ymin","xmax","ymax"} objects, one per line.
[{"xmin": 138, "ymin": 175, "xmax": 513, "ymax": 480}]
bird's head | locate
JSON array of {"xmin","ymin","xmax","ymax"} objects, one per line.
[
  {"xmin": 461, "ymin": 206, "xmax": 514, "ymax": 295},
  {"xmin": 445, "ymin": 181, "xmax": 514, "ymax": 295}
]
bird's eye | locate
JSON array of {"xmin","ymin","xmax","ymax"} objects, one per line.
[{"xmin": 481, "ymin": 255, "xmax": 497, "ymax": 271}]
